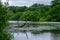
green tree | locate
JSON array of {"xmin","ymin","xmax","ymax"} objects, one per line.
[
  {"xmin": 10, "ymin": 12, "xmax": 23, "ymax": 20},
  {"xmin": 8, "ymin": 6, "xmax": 27, "ymax": 13},
  {"xmin": 20, "ymin": 11, "xmax": 40, "ymax": 21},
  {"xmin": 44, "ymin": 4, "xmax": 60, "ymax": 21},
  {"xmin": 51, "ymin": 0, "xmax": 60, "ymax": 7},
  {"xmin": 6, "ymin": 8, "xmax": 14, "ymax": 20},
  {"xmin": 0, "ymin": 2, "xmax": 11, "ymax": 40},
  {"xmin": 20, "ymin": 11, "xmax": 34, "ymax": 21}
]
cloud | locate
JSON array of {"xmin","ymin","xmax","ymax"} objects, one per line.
[{"xmin": 2, "ymin": 0, "xmax": 52, "ymax": 7}]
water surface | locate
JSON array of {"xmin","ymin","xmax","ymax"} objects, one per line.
[{"xmin": 11, "ymin": 30, "xmax": 60, "ymax": 40}]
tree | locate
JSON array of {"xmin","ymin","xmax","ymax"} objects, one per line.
[
  {"xmin": 20, "ymin": 11, "xmax": 34, "ymax": 21},
  {"xmin": 51, "ymin": 0, "xmax": 60, "ymax": 7},
  {"xmin": 10, "ymin": 12, "xmax": 23, "ymax": 20},
  {"xmin": 20, "ymin": 10, "xmax": 40, "ymax": 21},
  {"xmin": 0, "ymin": 1, "xmax": 11, "ymax": 40},
  {"xmin": 44, "ymin": 4, "xmax": 60, "ymax": 22},
  {"xmin": 8, "ymin": 6, "xmax": 27, "ymax": 13}
]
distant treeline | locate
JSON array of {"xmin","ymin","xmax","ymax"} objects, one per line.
[{"xmin": 7, "ymin": 0, "xmax": 60, "ymax": 22}]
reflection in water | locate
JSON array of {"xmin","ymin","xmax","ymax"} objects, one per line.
[
  {"xmin": 11, "ymin": 30, "xmax": 60, "ymax": 40},
  {"xmin": 51, "ymin": 31, "xmax": 60, "ymax": 40},
  {"xmin": 13, "ymin": 32, "xmax": 51, "ymax": 40},
  {"xmin": 25, "ymin": 32, "xmax": 29, "ymax": 39}
]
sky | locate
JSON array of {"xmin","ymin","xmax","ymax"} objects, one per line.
[{"xmin": 1, "ymin": 0, "xmax": 52, "ymax": 7}]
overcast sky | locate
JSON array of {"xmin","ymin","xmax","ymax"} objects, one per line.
[{"xmin": 1, "ymin": 0, "xmax": 52, "ymax": 7}]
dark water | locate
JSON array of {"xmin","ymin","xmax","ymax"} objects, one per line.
[{"xmin": 11, "ymin": 30, "xmax": 60, "ymax": 40}]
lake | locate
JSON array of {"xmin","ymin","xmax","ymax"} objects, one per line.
[
  {"xmin": 10, "ymin": 30, "xmax": 60, "ymax": 40},
  {"xmin": 8, "ymin": 21, "xmax": 60, "ymax": 40}
]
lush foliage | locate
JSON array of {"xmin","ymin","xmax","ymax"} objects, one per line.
[
  {"xmin": 20, "ymin": 11, "xmax": 40, "ymax": 21},
  {"xmin": 9, "ymin": 4, "xmax": 50, "ymax": 21},
  {"xmin": 44, "ymin": 4, "xmax": 60, "ymax": 21},
  {"xmin": 4, "ymin": 0, "xmax": 60, "ymax": 22},
  {"xmin": 51, "ymin": 0, "xmax": 60, "ymax": 7},
  {"xmin": 0, "ymin": 3, "xmax": 11, "ymax": 40},
  {"xmin": 10, "ymin": 12, "xmax": 23, "ymax": 20},
  {"xmin": 8, "ymin": 6, "xmax": 27, "ymax": 13}
]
